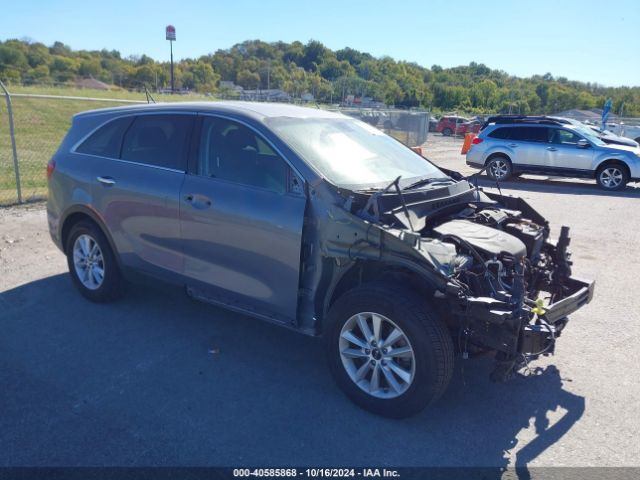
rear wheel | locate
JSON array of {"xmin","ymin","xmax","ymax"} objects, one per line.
[
  {"xmin": 442, "ymin": 127, "xmax": 453, "ymax": 136},
  {"xmin": 486, "ymin": 156, "xmax": 513, "ymax": 182},
  {"xmin": 326, "ymin": 282, "xmax": 454, "ymax": 418},
  {"xmin": 66, "ymin": 221, "xmax": 124, "ymax": 302},
  {"xmin": 596, "ymin": 163, "xmax": 628, "ymax": 191}
]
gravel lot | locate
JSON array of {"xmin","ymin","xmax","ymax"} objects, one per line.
[{"xmin": 1, "ymin": 135, "xmax": 639, "ymax": 471}]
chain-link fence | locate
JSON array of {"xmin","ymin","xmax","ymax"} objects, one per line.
[
  {"xmin": 336, "ymin": 107, "xmax": 432, "ymax": 147},
  {"xmin": 0, "ymin": 84, "xmax": 147, "ymax": 205},
  {"xmin": 0, "ymin": 86, "xmax": 432, "ymax": 206}
]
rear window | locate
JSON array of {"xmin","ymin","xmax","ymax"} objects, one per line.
[
  {"xmin": 75, "ymin": 117, "xmax": 133, "ymax": 158},
  {"xmin": 488, "ymin": 127, "xmax": 511, "ymax": 139},
  {"xmin": 510, "ymin": 126, "xmax": 549, "ymax": 143},
  {"xmin": 121, "ymin": 114, "xmax": 193, "ymax": 170}
]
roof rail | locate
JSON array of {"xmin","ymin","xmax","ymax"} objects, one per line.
[{"xmin": 481, "ymin": 115, "xmax": 569, "ymax": 130}]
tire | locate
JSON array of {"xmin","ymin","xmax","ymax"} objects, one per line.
[
  {"xmin": 65, "ymin": 221, "xmax": 124, "ymax": 302},
  {"xmin": 325, "ymin": 282, "xmax": 454, "ymax": 418},
  {"xmin": 486, "ymin": 156, "xmax": 513, "ymax": 182},
  {"xmin": 442, "ymin": 127, "xmax": 453, "ymax": 136},
  {"xmin": 596, "ymin": 163, "xmax": 629, "ymax": 191}
]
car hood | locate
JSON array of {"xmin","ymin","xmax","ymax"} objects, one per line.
[
  {"xmin": 600, "ymin": 143, "xmax": 640, "ymax": 155},
  {"xmin": 600, "ymin": 133, "xmax": 639, "ymax": 147}
]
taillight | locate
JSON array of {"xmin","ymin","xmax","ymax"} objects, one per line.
[
  {"xmin": 471, "ymin": 137, "xmax": 483, "ymax": 145},
  {"xmin": 411, "ymin": 146, "xmax": 423, "ymax": 156},
  {"xmin": 47, "ymin": 159, "xmax": 56, "ymax": 180}
]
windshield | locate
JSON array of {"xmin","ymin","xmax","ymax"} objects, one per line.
[
  {"xmin": 574, "ymin": 126, "xmax": 606, "ymax": 146},
  {"xmin": 266, "ymin": 116, "xmax": 449, "ymax": 189}
]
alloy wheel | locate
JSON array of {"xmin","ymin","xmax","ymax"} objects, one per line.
[
  {"xmin": 599, "ymin": 167, "xmax": 623, "ymax": 189},
  {"xmin": 489, "ymin": 159, "xmax": 508, "ymax": 180},
  {"xmin": 72, "ymin": 234, "xmax": 105, "ymax": 290},
  {"xmin": 339, "ymin": 312, "xmax": 416, "ymax": 399}
]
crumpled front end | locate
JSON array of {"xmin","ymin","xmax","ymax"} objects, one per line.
[
  {"xmin": 313, "ymin": 179, "xmax": 594, "ymax": 381},
  {"xmin": 419, "ymin": 193, "xmax": 595, "ymax": 380}
]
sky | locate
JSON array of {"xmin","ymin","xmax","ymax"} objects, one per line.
[{"xmin": 3, "ymin": 0, "xmax": 639, "ymax": 87}]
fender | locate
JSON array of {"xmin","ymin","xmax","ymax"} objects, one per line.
[{"xmin": 58, "ymin": 204, "xmax": 124, "ymax": 270}]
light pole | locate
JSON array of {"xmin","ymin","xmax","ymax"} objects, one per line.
[{"xmin": 166, "ymin": 25, "xmax": 176, "ymax": 93}]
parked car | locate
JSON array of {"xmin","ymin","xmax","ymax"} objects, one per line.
[
  {"xmin": 609, "ymin": 123, "xmax": 640, "ymax": 144},
  {"xmin": 48, "ymin": 102, "xmax": 593, "ymax": 417},
  {"xmin": 548, "ymin": 117, "xmax": 640, "ymax": 148},
  {"xmin": 455, "ymin": 119, "xmax": 483, "ymax": 136},
  {"xmin": 490, "ymin": 115, "xmax": 638, "ymax": 147},
  {"xmin": 587, "ymin": 125, "xmax": 639, "ymax": 148},
  {"xmin": 436, "ymin": 115, "xmax": 469, "ymax": 136},
  {"xmin": 467, "ymin": 116, "xmax": 640, "ymax": 190},
  {"xmin": 428, "ymin": 114, "xmax": 438, "ymax": 132}
]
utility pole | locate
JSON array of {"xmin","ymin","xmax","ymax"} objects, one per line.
[{"xmin": 166, "ymin": 25, "xmax": 176, "ymax": 93}]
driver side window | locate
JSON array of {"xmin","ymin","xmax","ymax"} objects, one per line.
[
  {"xmin": 551, "ymin": 129, "xmax": 582, "ymax": 145},
  {"xmin": 198, "ymin": 117, "xmax": 289, "ymax": 194}
]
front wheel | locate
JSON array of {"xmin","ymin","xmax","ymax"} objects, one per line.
[
  {"xmin": 325, "ymin": 282, "xmax": 454, "ymax": 418},
  {"xmin": 596, "ymin": 163, "xmax": 628, "ymax": 191}
]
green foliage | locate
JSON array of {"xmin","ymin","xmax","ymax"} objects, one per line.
[{"xmin": 0, "ymin": 38, "xmax": 638, "ymax": 114}]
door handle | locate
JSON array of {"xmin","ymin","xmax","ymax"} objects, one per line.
[
  {"xmin": 184, "ymin": 194, "xmax": 212, "ymax": 208},
  {"xmin": 547, "ymin": 147, "xmax": 558, "ymax": 152},
  {"xmin": 97, "ymin": 176, "xmax": 115, "ymax": 186},
  {"xmin": 508, "ymin": 143, "xmax": 518, "ymax": 148}
]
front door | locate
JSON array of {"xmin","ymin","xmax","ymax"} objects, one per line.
[
  {"xmin": 545, "ymin": 128, "xmax": 595, "ymax": 172},
  {"xmin": 179, "ymin": 116, "xmax": 306, "ymax": 323}
]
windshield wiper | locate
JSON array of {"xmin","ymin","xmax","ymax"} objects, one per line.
[
  {"xmin": 402, "ymin": 177, "xmax": 453, "ymax": 190},
  {"xmin": 358, "ymin": 176, "xmax": 415, "ymax": 232}
]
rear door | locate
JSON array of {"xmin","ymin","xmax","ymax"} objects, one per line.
[
  {"xmin": 508, "ymin": 126, "xmax": 550, "ymax": 167},
  {"xmin": 546, "ymin": 128, "xmax": 595, "ymax": 171},
  {"xmin": 90, "ymin": 113, "xmax": 194, "ymax": 277},
  {"xmin": 179, "ymin": 115, "xmax": 306, "ymax": 323}
]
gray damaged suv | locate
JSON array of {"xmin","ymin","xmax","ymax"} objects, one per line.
[
  {"xmin": 48, "ymin": 102, "xmax": 594, "ymax": 417},
  {"xmin": 466, "ymin": 116, "xmax": 640, "ymax": 190}
]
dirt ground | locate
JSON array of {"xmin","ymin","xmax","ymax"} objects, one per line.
[{"xmin": 1, "ymin": 135, "xmax": 639, "ymax": 470}]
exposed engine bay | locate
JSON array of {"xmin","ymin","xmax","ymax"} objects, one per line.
[{"xmin": 315, "ymin": 178, "xmax": 594, "ymax": 382}]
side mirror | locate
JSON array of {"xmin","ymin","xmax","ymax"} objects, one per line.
[{"xmin": 577, "ymin": 139, "xmax": 590, "ymax": 148}]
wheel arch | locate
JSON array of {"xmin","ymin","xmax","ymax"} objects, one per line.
[
  {"xmin": 484, "ymin": 151, "xmax": 512, "ymax": 165},
  {"xmin": 320, "ymin": 260, "xmax": 441, "ymax": 334},
  {"xmin": 60, "ymin": 206, "xmax": 122, "ymax": 269},
  {"xmin": 594, "ymin": 158, "xmax": 631, "ymax": 178}
]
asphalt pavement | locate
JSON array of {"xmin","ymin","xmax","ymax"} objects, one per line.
[{"xmin": 1, "ymin": 139, "xmax": 639, "ymax": 469}]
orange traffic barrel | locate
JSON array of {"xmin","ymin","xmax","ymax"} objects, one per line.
[{"xmin": 461, "ymin": 133, "xmax": 477, "ymax": 155}]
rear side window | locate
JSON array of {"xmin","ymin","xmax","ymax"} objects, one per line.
[
  {"xmin": 121, "ymin": 114, "xmax": 193, "ymax": 170},
  {"xmin": 510, "ymin": 126, "xmax": 549, "ymax": 143},
  {"xmin": 488, "ymin": 127, "xmax": 511, "ymax": 139},
  {"xmin": 75, "ymin": 117, "xmax": 133, "ymax": 158}
]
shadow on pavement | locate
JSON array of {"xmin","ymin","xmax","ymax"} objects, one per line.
[
  {"xmin": 0, "ymin": 274, "xmax": 584, "ymax": 472},
  {"xmin": 475, "ymin": 176, "xmax": 640, "ymax": 198}
]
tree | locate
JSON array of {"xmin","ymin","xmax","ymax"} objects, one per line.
[
  {"xmin": 0, "ymin": 38, "xmax": 638, "ymax": 115},
  {"xmin": 236, "ymin": 69, "xmax": 260, "ymax": 89}
]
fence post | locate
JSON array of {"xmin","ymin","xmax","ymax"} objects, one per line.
[{"xmin": 0, "ymin": 80, "xmax": 22, "ymax": 204}]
